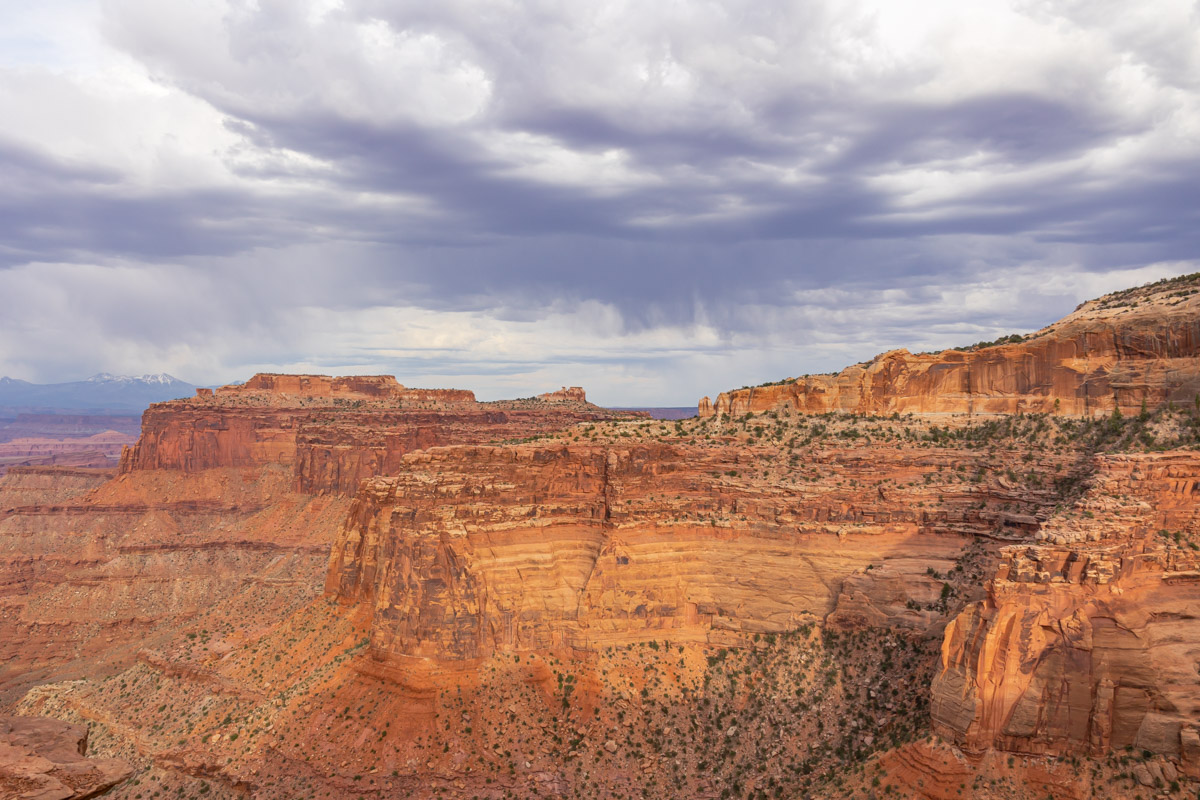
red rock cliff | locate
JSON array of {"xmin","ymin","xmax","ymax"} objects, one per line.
[
  {"xmin": 325, "ymin": 419, "xmax": 1079, "ymax": 666},
  {"xmin": 119, "ymin": 374, "xmax": 630, "ymax": 494},
  {"xmin": 701, "ymin": 278, "xmax": 1200, "ymax": 418},
  {"xmin": 931, "ymin": 452, "xmax": 1200, "ymax": 776}
]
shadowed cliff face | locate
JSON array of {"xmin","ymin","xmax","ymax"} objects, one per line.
[
  {"xmin": 701, "ymin": 279, "xmax": 1200, "ymax": 419},
  {"xmin": 931, "ymin": 452, "xmax": 1200, "ymax": 778}
]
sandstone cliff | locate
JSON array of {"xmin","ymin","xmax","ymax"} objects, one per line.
[
  {"xmin": 121, "ymin": 374, "xmax": 631, "ymax": 495},
  {"xmin": 7, "ymin": 279, "xmax": 1200, "ymax": 800},
  {"xmin": 701, "ymin": 275, "xmax": 1200, "ymax": 418},
  {"xmin": 1, "ymin": 375, "xmax": 635, "ymax": 706},
  {"xmin": 931, "ymin": 452, "xmax": 1200, "ymax": 777},
  {"xmin": 324, "ymin": 414, "xmax": 1080, "ymax": 668}
]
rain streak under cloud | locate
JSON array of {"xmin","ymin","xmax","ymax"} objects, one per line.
[{"xmin": 1, "ymin": 0, "xmax": 1198, "ymax": 404}]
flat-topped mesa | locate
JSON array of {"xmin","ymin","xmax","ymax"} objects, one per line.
[
  {"xmin": 238, "ymin": 373, "xmax": 410, "ymax": 399},
  {"xmin": 196, "ymin": 373, "xmax": 477, "ymax": 405},
  {"xmin": 701, "ymin": 274, "xmax": 1200, "ymax": 419},
  {"xmin": 119, "ymin": 374, "xmax": 630, "ymax": 494},
  {"xmin": 930, "ymin": 451, "xmax": 1200, "ymax": 777}
]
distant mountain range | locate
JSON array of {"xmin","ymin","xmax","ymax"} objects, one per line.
[{"xmin": 0, "ymin": 374, "xmax": 196, "ymax": 412}]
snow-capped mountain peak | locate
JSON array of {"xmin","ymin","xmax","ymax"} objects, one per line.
[{"xmin": 87, "ymin": 373, "xmax": 183, "ymax": 385}]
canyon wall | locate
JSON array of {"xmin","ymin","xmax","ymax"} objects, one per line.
[
  {"xmin": 931, "ymin": 452, "xmax": 1200, "ymax": 777},
  {"xmin": 325, "ymin": 429, "xmax": 1074, "ymax": 668},
  {"xmin": 0, "ymin": 461, "xmax": 346, "ymax": 704},
  {"xmin": 701, "ymin": 280, "xmax": 1200, "ymax": 419},
  {"xmin": 1, "ymin": 375, "xmax": 634, "ymax": 702},
  {"xmin": 121, "ymin": 375, "xmax": 632, "ymax": 494},
  {"xmin": 6, "ymin": 279, "xmax": 1200, "ymax": 798}
]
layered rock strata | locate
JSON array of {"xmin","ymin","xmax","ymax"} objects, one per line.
[
  {"xmin": 701, "ymin": 277, "xmax": 1200, "ymax": 418},
  {"xmin": 0, "ymin": 431, "xmax": 132, "ymax": 476},
  {"xmin": 122, "ymin": 374, "xmax": 631, "ymax": 494},
  {"xmin": 6, "ymin": 278, "xmax": 1200, "ymax": 798},
  {"xmin": 2, "ymin": 376, "xmax": 634, "ymax": 703},
  {"xmin": 0, "ymin": 414, "xmax": 141, "ymax": 442},
  {"xmin": 0, "ymin": 462, "xmax": 345, "ymax": 704},
  {"xmin": 932, "ymin": 452, "xmax": 1200, "ymax": 776},
  {"xmin": 325, "ymin": 430, "xmax": 1073, "ymax": 667}
]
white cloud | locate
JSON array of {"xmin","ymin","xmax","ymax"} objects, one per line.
[
  {"xmin": 2, "ymin": 251, "xmax": 1193, "ymax": 405},
  {"xmin": 0, "ymin": 0, "xmax": 1196, "ymax": 403}
]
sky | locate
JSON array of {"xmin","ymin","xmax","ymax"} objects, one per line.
[{"xmin": 1, "ymin": 0, "xmax": 1198, "ymax": 405}]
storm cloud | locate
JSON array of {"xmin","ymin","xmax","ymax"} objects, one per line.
[{"xmin": 1, "ymin": 0, "xmax": 1197, "ymax": 403}]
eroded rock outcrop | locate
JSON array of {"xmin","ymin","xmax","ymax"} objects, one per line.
[
  {"xmin": 121, "ymin": 374, "xmax": 632, "ymax": 494},
  {"xmin": 537, "ymin": 386, "xmax": 587, "ymax": 403},
  {"xmin": 0, "ymin": 462, "xmax": 345, "ymax": 705},
  {"xmin": 931, "ymin": 452, "xmax": 1200, "ymax": 776},
  {"xmin": 9, "ymin": 277, "xmax": 1200, "ymax": 799},
  {"xmin": 1, "ymin": 376, "xmax": 636, "ymax": 704},
  {"xmin": 702, "ymin": 277, "xmax": 1200, "ymax": 418},
  {"xmin": 0, "ymin": 715, "xmax": 130, "ymax": 800},
  {"xmin": 325, "ymin": 424, "xmax": 1075, "ymax": 667}
]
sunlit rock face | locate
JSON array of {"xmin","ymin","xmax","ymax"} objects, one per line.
[
  {"xmin": 0, "ymin": 375, "xmax": 632, "ymax": 702},
  {"xmin": 7, "ymin": 279, "xmax": 1200, "ymax": 799},
  {"xmin": 932, "ymin": 452, "xmax": 1200, "ymax": 778},
  {"xmin": 120, "ymin": 373, "xmax": 632, "ymax": 494},
  {"xmin": 324, "ymin": 433, "xmax": 1066, "ymax": 666},
  {"xmin": 701, "ymin": 281, "xmax": 1200, "ymax": 419}
]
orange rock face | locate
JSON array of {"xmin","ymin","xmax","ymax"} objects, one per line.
[
  {"xmin": 0, "ymin": 376, "xmax": 633, "ymax": 706},
  {"xmin": 120, "ymin": 374, "xmax": 634, "ymax": 494},
  {"xmin": 702, "ymin": 281, "xmax": 1200, "ymax": 418},
  {"xmin": 7, "ymin": 279, "xmax": 1200, "ymax": 799},
  {"xmin": 324, "ymin": 425, "xmax": 1075, "ymax": 668},
  {"xmin": 0, "ymin": 461, "xmax": 344, "ymax": 705},
  {"xmin": 0, "ymin": 715, "xmax": 131, "ymax": 799},
  {"xmin": 931, "ymin": 452, "xmax": 1200, "ymax": 776}
]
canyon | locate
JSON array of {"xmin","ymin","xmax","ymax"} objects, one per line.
[
  {"xmin": 2, "ymin": 274, "xmax": 1199, "ymax": 799},
  {"xmin": 0, "ymin": 414, "xmax": 140, "ymax": 476},
  {"xmin": 1, "ymin": 378, "xmax": 627, "ymax": 704}
]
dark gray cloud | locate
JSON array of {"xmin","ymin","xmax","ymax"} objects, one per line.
[{"xmin": 0, "ymin": 0, "xmax": 1196, "ymax": 403}]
